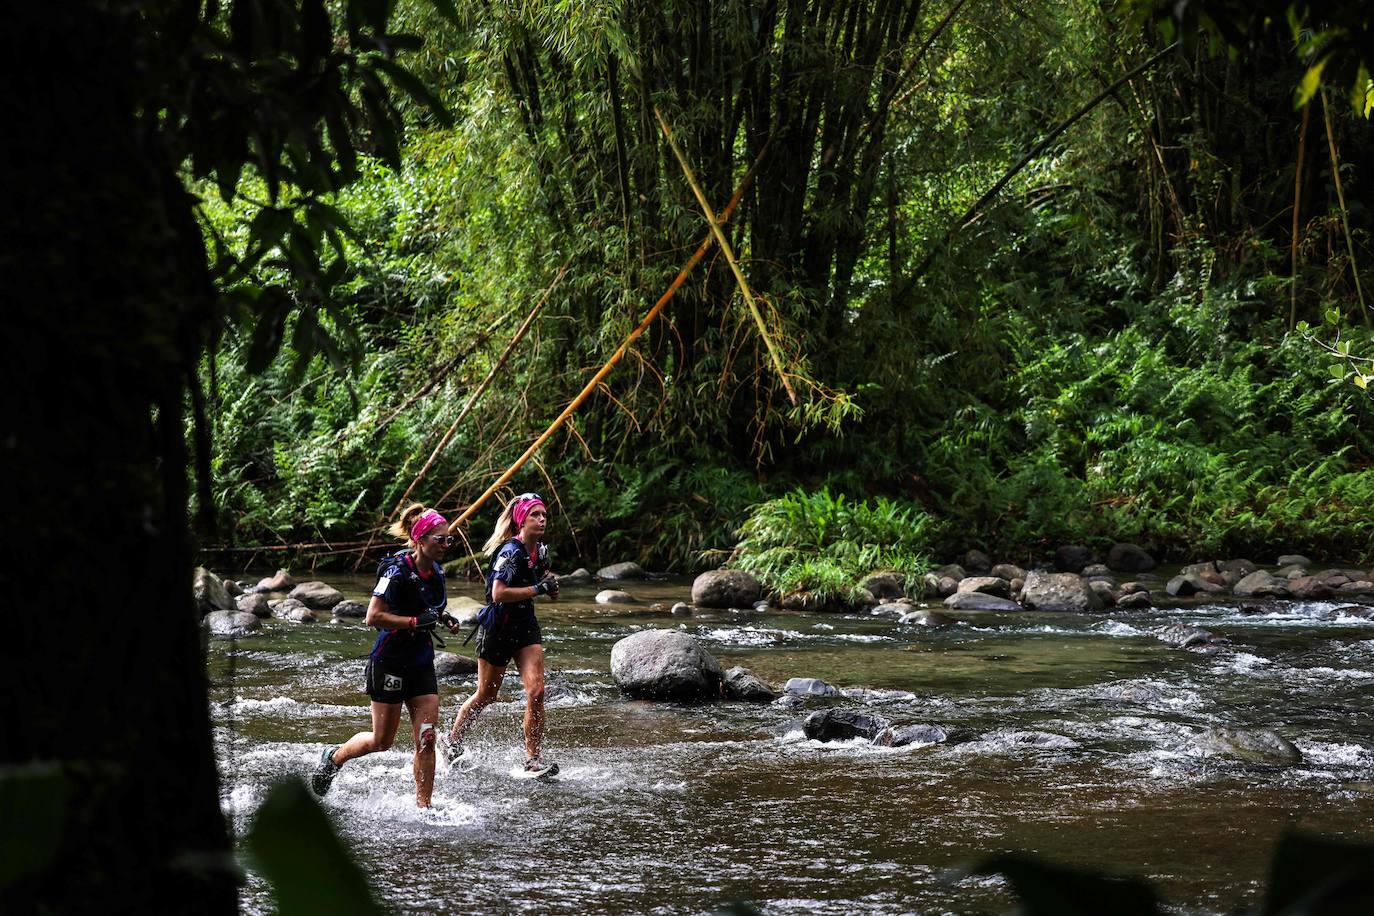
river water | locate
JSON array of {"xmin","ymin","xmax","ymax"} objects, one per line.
[{"xmin": 208, "ymin": 570, "xmax": 1374, "ymax": 914}]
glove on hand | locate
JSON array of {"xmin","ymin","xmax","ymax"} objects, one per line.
[{"xmin": 415, "ymin": 609, "xmax": 441, "ymax": 630}]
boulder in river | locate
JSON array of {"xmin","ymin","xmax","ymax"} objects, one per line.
[
  {"xmin": 433, "ymin": 652, "xmax": 478, "ymax": 677},
  {"xmin": 1165, "ymin": 573, "xmax": 1227, "ymax": 598},
  {"xmin": 899, "ymin": 609, "xmax": 953, "ymax": 627},
  {"xmin": 223, "ymin": 579, "xmax": 244, "ymax": 598},
  {"xmin": 1192, "ymin": 726, "xmax": 1302, "ymax": 765},
  {"xmin": 1286, "ymin": 576, "xmax": 1333, "ymax": 600},
  {"xmin": 1106, "ymin": 543, "xmax": 1156, "ymax": 573},
  {"xmin": 691, "ymin": 569, "xmax": 762, "ymax": 608},
  {"xmin": 859, "ymin": 572, "xmax": 907, "ymax": 601},
  {"xmin": 1054, "ymin": 545, "xmax": 1094, "ymax": 574},
  {"xmin": 203, "ymin": 610, "xmax": 262, "ymax": 636},
  {"xmin": 289, "ymin": 580, "xmax": 344, "ymax": 610},
  {"xmin": 803, "ymin": 708, "xmax": 891, "ymax": 743},
  {"xmin": 610, "ymin": 629, "xmax": 723, "ymax": 700},
  {"xmin": 1087, "ymin": 579, "xmax": 1117, "ymax": 607},
  {"xmin": 1020, "ymin": 570, "xmax": 1102, "ymax": 612},
  {"xmin": 331, "ymin": 599, "xmax": 367, "ymax": 619},
  {"xmin": 783, "ymin": 677, "xmax": 839, "ymax": 698},
  {"xmin": 558, "ymin": 567, "xmax": 594, "ymax": 585},
  {"xmin": 596, "ymin": 589, "xmax": 636, "ymax": 604},
  {"xmin": 943, "ymin": 592, "xmax": 1020, "ymax": 612},
  {"xmin": 1336, "ymin": 580, "xmax": 1374, "ymax": 596},
  {"xmin": 1275, "ymin": 564, "xmax": 1308, "ymax": 579},
  {"xmin": 1115, "ymin": 591, "xmax": 1153, "ymax": 609},
  {"xmin": 990, "ymin": 563, "xmax": 1027, "ymax": 582},
  {"xmin": 723, "ymin": 666, "xmax": 775, "ymax": 703},
  {"xmin": 1233, "ymin": 570, "xmax": 1289, "ymax": 598},
  {"xmin": 235, "ymin": 592, "xmax": 272, "ymax": 618},
  {"xmin": 1217, "ymin": 559, "xmax": 1259, "ymax": 587},
  {"xmin": 885, "ymin": 724, "xmax": 949, "ymax": 747},
  {"xmin": 598, "ymin": 561, "xmax": 646, "ymax": 580},
  {"xmin": 1276, "ymin": 554, "xmax": 1313, "ymax": 568},
  {"xmin": 256, "ymin": 568, "xmax": 296, "ymax": 592},
  {"xmin": 671, "ymin": 602, "xmax": 693, "ymax": 616},
  {"xmin": 870, "ymin": 603, "xmax": 908, "ymax": 620},
  {"xmin": 193, "ymin": 567, "xmax": 235, "ymax": 615},
  {"xmin": 956, "ymin": 576, "xmax": 1011, "ymax": 598},
  {"xmin": 934, "ymin": 564, "xmax": 966, "ymax": 582},
  {"xmin": 1156, "ymin": 624, "xmax": 1227, "ymax": 653}
]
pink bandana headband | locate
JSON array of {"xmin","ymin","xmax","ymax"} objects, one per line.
[
  {"xmin": 511, "ymin": 494, "xmax": 545, "ymax": 528},
  {"xmin": 410, "ymin": 509, "xmax": 448, "ymax": 542}
]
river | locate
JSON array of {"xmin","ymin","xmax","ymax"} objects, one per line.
[{"xmin": 208, "ymin": 570, "xmax": 1374, "ymax": 913}]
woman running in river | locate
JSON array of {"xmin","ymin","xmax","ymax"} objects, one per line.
[
  {"xmin": 443, "ymin": 492, "xmax": 560, "ymax": 777},
  {"xmin": 311, "ymin": 503, "xmax": 460, "ymax": 807}
]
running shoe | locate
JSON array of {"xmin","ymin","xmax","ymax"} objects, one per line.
[
  {"xmin": 311, "ymin": 746, "xmax": 341, "ymax": 796},
  {"xmin": 440, "ymin": 732, "xmax": 465, "ymax": 766},
  {"xmin": 523, "ymin": 755, "xmax": 560, "ymax": 778}
]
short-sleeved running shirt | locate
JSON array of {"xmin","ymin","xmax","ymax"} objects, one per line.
[
  {"xmin": 487, "ymin": 537, "xmax": 549, "ymax": 625},
  {"xmin": 369, "ymin": 551, "xmax": 446, "ymax": 666}
]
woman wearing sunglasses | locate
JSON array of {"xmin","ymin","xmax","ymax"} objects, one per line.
[
  {"xmin": 443, "ymin": 492, "xmax": 561, "ymax": 777},
  {"xmin": 312, "ymin": 502, "xmax": 460, "ymax": 807}
]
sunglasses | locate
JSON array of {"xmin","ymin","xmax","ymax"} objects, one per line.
[{"xmin": 425, "ymin": 534, "xmax": 456, "ymax": 546}]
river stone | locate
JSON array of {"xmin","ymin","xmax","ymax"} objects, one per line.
[
  {"xmin": 1193, "ymin": 727, "xmax": 1302, "ymax": 765},
  {"xmin": 235, "ymin": 592, "xmax": 272, "ymax": 618},
  {"xmin": 860, "ymin": 572, "xmax": 907, "ymax": 600},
  {"xmin": 596, "ymin": 589, "xmax": 636, "ymax": 604},
  {"xmin": 433, "ymin": 652, "xmax": 478, "ymax": 677},
  {"xmin": 1156, "ymin": 624, "xmax": 1226, "ymax": 651},
  {"xmin": 1053, "ymin": 545, "xmax": 1094, "ymax": 574},
  {"xmin": 870, "ymin": 603, "xmax": 908, "ymax": 620},
  {"xmin": 1115, "ymin": 591, "xmax": 1153, "ymax": 609},
  {"xmin": 1313, "ymin": 569, "xmax": 1351, "ymax": 587},
  {"xmin": 943, "ymin": 592, "xmax": 1021, "ymax": 612},
  {"xmin": 223, "ymin": 578, "xmax": 244, "ymax": 598},
  {"xmin": 1120, "ymin": 581, "xmax": 1148, "ymax": 595},
  {"xmin": 1166, "ymin": 573, "xmax": 1227, "ymax": 597},
  {"xmin": 1106, "ymin": 543, "xmax": 1156, "ymax": 572},
  {"xmin": 886, "ymin": 724, "xmax": 949, "ymax": 747},
  {"xmin": 1277, "ymin": 554, "xmax": 1313, "ymax": 568},
  {"xmin": 1285, "ymin": 576, "xmax": 1332, "ymax": 600},
  {"xmin": 1217, "ymin": 559, "xmax": 1259, "ymax": 587},
  {"xmin": 558, "ymin": 567, "xmax": 594, "ymax": 585},
  {"xmin": 1104, "ymin": 684, "xmax": 1162, "ymax": 704},
  {"xmin": 598, "ymin": 561, "xmax": 646, "ymax": 580},
  {"xmin": 723, "ymin": 666, "xmax": 775, "ymax": 702},
  {"xmin": 1081, "ymin": 564, "xmax": 1112, "ymax": 579},
  {"xmin": 990, "ymin": 563, "xmax": 1026, "ymax": 582},
  {"xmin": 1276, "ymin": 564, "xmax": 1308, "ymax": 579},
  {"xmin": 956, "ymin": 576, "xmax": 1011, "ymax": 599},
  {"xmin": 610, "ymin": 629, "xmax": 723, "ymax": 700},
  {"xmin": 1087, "ymin": 579, "xmax": 1117, "ymax": 607},
  {"xmin": 1337, "ymin": 580, "xmax": 1374, "ymax": 596},
  {"xmin": 900, "ymin": 609, "xmax": 953, "ymax": 627},
  {"xmin": 934, "ymin": 576, "xmax": 959, "ymax": 597},
  {"xmin": 962, "ymin": 550, "xmax": 992, "ymax": 573},
  {"xmin": 692, "ymin": 569, "xmax": 762, "ymax": 608},
  {"xmin": 671, "ymin": 602, "xmax": 693, "ymax": 616},
  {"xmin": 331, "ymin": 599, "xmax": 367, "ymax": 619},
  {"xmin": 803, "ymin": 708, "xmax": 891, "ymax": 743},
  {"xmin": 934, "ymin": 564, "xmax": 966, "ymax": 582},
  {"xmin": 1233, "ymin": 570, "xmax": 1289, "ymax": 598},
  {"xmin": 1021, "ymin": 570, "xmax": 1102, "ymax": 612},
  {"xmin": 289, "ymin": 580, "xmax": 345, "ymax": 610},
  {"xmin": 256, "ymin": 568, "xmax": 296, "ymax": 592},
  {"xmin": 203, "ymin": 610, "xmax": 262, "ymax": 636},
  {"xmin": 783, "ymin": 677, "xmax": 839, "ymax": 698},
  {"xmin": 281, "ymin": 604, "xmax": 318, "ymax": 623},
  {"xmin": 193, "ymin": 567, "xmax": 235, "ymax": 615}
]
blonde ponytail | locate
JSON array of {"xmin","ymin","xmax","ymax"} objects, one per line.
[
  {"xmin": 389, "ymin": 503, "xmax": 428, "ymax": 546},
  {"xmin": 481, "ymin": 502, "xmax": 519, "ymax": 555}
]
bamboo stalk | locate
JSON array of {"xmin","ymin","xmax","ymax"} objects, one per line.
[
  {"xmin": 654, "ymin": 106, "xmax": 798, "ymax": 406},
  {"xmin": 450, "ymin": 139, "xmax": 773, "ymax": 528},
  {"xmin": 1321, "ymin": 89, "xmax": 1369, "ymax": 326},
  {"xmin": 1291, "ymin": 101, "xmax": 1311, "ymax": 330}
]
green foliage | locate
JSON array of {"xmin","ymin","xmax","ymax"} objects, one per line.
[{"xmin": 733, "ymin": 489, "xmax": 934, "ymax": 602}]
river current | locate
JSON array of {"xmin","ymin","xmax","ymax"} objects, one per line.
[{"xmin": 208, "ymin": 570, "xmax": 1374, "ymax": 914}]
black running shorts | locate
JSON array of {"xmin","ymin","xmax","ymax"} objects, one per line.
[
  {"xmin": 476, "ymin": 617, "xmax": 542, "ymax": 668},
  {"xmin": 364, "ymin": 658, "xmax": 439, "ymax": 704}
]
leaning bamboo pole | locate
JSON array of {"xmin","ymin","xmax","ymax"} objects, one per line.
[
  {"xmin": 1321, "ymin": 89, "xmax": 1369, "ymax": 326},
  {"xmin": 1290, "ymin": 101, "xmax": 1310, "ymax": 331},
  {"xmin": 449, "ymin": 139, "xmax": 773, "ymax": 528},
  {"xmin": 654, "ymin": 106, "xmax": 798, "ymax": 406}
]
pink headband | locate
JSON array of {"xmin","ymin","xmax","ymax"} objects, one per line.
[
  {"xmin": 410, "ymin": 509, "xmax": 447, "ymax": 541},
  {"xmin": 511, "ymin": 497, "xmax": 545, "ymax": 528}
]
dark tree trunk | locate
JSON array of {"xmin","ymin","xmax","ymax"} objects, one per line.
[{"xmin": 2, "ymin": 5, "xmax": 235, "ymax": 913}]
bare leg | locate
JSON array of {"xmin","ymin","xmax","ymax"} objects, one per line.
[
  {"xmin": 333, "ymin": 701, "xmax": 402, "ymax": 765},
  {"xmin": 512, "ymin": 643, "xmax": 546, "ymax": 760},
  {"xmin": 447, "ymin": 659, "xmax": 506, "ymax": 744},
  {"xmin": 406, "ymin": 694, "xmax": 440, "ymax": 808}
]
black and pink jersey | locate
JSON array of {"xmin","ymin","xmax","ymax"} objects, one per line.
[{"xmin": 369, "ymin": 551, "xmax": 446, "ymax": 665}]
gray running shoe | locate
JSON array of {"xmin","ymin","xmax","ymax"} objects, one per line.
[
  {"xmin": 523, "ymin": 756, "xmax": 559, "ymax": 778},
  {"xmin": 440, "ymin": 732, "xmax": 465, "ymax": 766},
  {"xmin": 311, "ymin": 746, "xmax": 341, "ymax": 796}
]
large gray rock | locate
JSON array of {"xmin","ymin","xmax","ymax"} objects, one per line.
[
  {"xmin": 203, "ymin": 610, "xmax": 262, "ymax": 636},
  {"xmin": 990, "ymin": 563, "xmax": 1027, "ymax": 582},
  {"xmin": 783, "ymin": 677, "xmax": 839, "ymax": 698},
  {"xmin": 1115, "ymin": 591, "xmax": 1153, "ymax": 609},
  {"xmin": 1156, "ymin": 624, "xmax": 1227, "ymax": 653},
  {"xmin": 692, "ymin": 569, "xmax": 762, "ymax": 608},
  {"xmin": 1193, "ymin": 727, "xmax": 1302, "ymax": 765},
  {"xmin": 860, "ymin": 572, "xmax": 907, "ymax": 601},
  {"xmin": 934, "ymin": 564, "xmax": 966, "ymax": 582},
  {"xmin": 956, "ymin": 576, "xmax": 1011, "ymax": 598},
  {"xmin": 1087, "ymin": 579, "xmax": 1117, "ymax": 607},
  {"xmin": 1233, "ymin": 570, "xmax": 1289, "ymax": 598},
  {"xmin": 610, "ymin": 629, "xmax": 723, "ymax": 700},
  {"xmin": 433, "ymin": 652, "xmax": 478, "ymax": 677},
  {"xmin": 899, "ymin": 609, "xmax": 954, "ymax": 627},
  {"xmin": 235, "ymin": 592, "xmax": 272, "ymax": 618},
  {"xmin": 223, "ymin": 579, "xmax": 244, "ymax": 598},
  {"xmin": 193, "ymin": 567, "xmax": 235, "ymax": 615},
  {"xmin": 1276, "ymin": 554, "xmax": 1313, "ymax": 568},
  {"xmin": 289, "ymin": 580, "xmax": 345, "ymax": 610},
  {"xmin": 596, "ymin": 589, "xmax": 636, "ymax": 604},
  {"xmin": 558, "ymin": 567, "xmax": 594, "ymax": 585},
  {"xmin": 1217, "ymin": 559, "xmax": 1259, "ymax": 587},
  {"xmin": 803, "ymin": 708, "xmax": 891, "ymax": 743},
  {"xmin": 723, "ymin": 666, "xmax": 775, "ymax": 702},
  {"xmin": 1337, "ymin": 580, "xmax": 1374, "ymax": 596},
  {"xmin": 1166, "ymin": 573, "xmax": 1227, "ymax": 597},
  {"xmin": 256, "ymin": 568, "xmax": 296, "ymax": 592},
  {"xmin": 331, "ymin": 599, "xmax": 367, "ymax": 619},
  {"xmin": 886, "ymin": 724, "xmax": 950, "ymax": 747},
  {"xmin": 1054, "ymin": 545, "xmax": 1094, "ymax": 574},
  {"xmin": 943, "ymin": 593, "xmax": 1021, "ymax": 612},
  {"xmin": 1020, "ymin": 571, "xmax": 1102, "ymax": 612},
  {"xmin": 1106, "ymin": 543, "xmax": 1156, "ymax": 572},
  {"xmin": 598, "ymin": 561, "xmax": 647, "ymax": 580}
]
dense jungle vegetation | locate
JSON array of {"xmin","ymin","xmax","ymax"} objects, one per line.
[{"xmin": 196, "ymin": 0, "xmax": 1374, "ymax": 580}]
